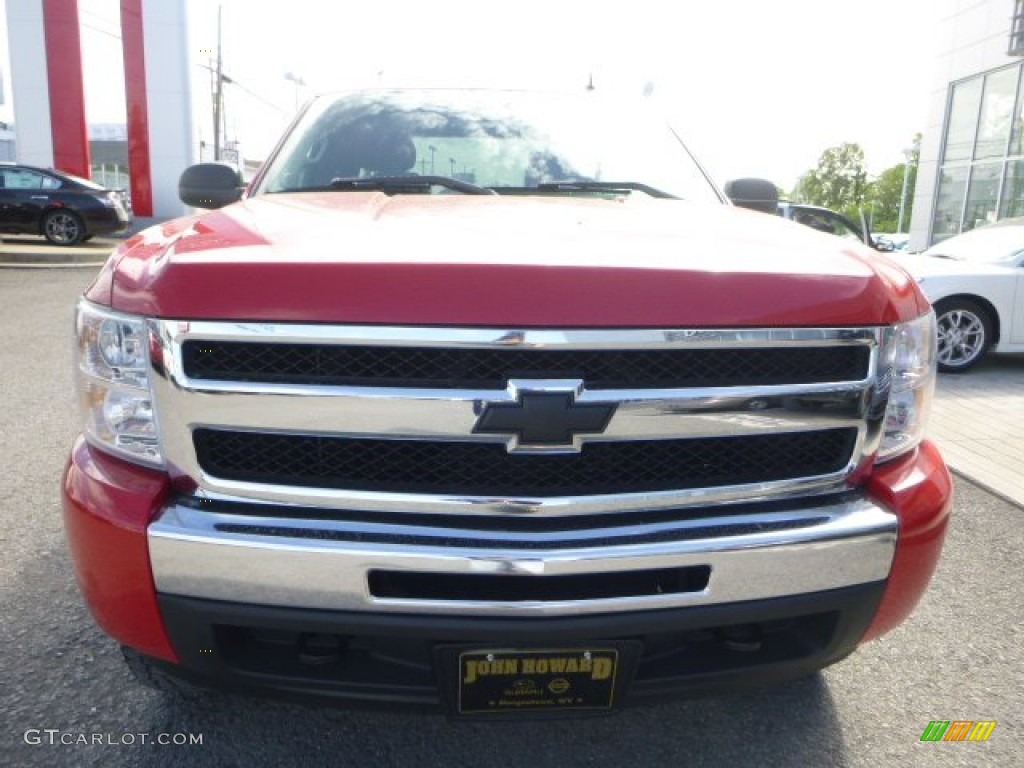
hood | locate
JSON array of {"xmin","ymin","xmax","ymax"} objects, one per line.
[
  {"xmin": 895, "ymin": 252, "xmax": 1017, "ymax": 279},
  {"xmin": 89, "ymin": 192, "xmax": 928, "ymax": 327}
]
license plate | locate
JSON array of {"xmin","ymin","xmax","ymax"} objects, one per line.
[{"xmin": 455, "ymin": 648, "xmax": 621, "ymax": 715}]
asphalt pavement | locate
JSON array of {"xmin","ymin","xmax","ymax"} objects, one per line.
[{"xmin": 0, "ymin": 267, "xmax": 1021, "ymax": 768}]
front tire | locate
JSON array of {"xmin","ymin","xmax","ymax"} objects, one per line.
[
  {"xmin": 41, "ymin": 209, "xmax": 85, "ymax": 246},
  {"xmin": 934, "ymin": 298, "xmax": 992, "ymax": 373}
]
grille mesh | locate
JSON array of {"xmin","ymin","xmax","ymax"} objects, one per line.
[
  {"xmin": 193, "ymin": 428, "xmax": 858, "ymax": 497},
  {"xmin": 182, "ymin": 341, "xmax": 870, "ymax": 389}
]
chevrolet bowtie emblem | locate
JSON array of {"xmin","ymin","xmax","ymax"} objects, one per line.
[{"xmin": 473, "ymin": 380, "xmax": 617, "ymax": 453}]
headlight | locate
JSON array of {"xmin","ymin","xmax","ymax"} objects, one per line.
[
  {"xmin": 75, "ymin": 300, "xmax": 163, "ymax": 466},
  {"xmin": 877, "ymin": 311, "xmax": 937, "ymax": 461}
]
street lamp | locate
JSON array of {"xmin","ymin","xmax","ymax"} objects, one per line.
[
  {"xmin": 284, "ymin": 71, "xmax": 306, "ymax": 112},
  {"xmin": 897, "ymin": 139, "xmax": 920, "ymax": 234}
]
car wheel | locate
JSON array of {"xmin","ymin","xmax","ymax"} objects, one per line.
[
  {"xmin": 934, "ymin": 299, "xmax": 992, "ymax": 373},
  {"xmin": 42, "ymin": 209, "xmax": 85, "ymax": 246}
]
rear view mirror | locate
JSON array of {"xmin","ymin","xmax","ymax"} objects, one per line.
[{"xmin": 723, "ymin": 178, "xmax": 779, "ymax": 214}]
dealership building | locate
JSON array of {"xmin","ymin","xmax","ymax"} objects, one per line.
[
  {"xmin": 911, "ymin": 0, "xmax": 1024, "ymax": 248},
  {"xmin": 1, "ymin": 0, "xmax": 193, "ymax": 220}
]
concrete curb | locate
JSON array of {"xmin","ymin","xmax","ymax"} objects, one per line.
[
  {"xmin": 0, "ymin": 260, "xmax": 106, "ymax": 269},
  {"xmin": 0, "ymin": 239, "xmax": 120, "ymax": 268},
  {"xmin": 0, "ymin": 250, "xmax": 109, "ymax": 266},
  {"xmin": 0, "ymin": 217, "xmax": 159, "ymax": 268},
  {"xmin": 949, "ymin": 467, "xmax": 1024, "ymax": 511}
]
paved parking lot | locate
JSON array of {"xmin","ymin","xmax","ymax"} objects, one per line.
[{"xmin": 0, "ymin": 267, "xmax": 1020, "ymax": 768}]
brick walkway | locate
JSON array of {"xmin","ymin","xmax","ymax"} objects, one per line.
[{"xmin": 930, "ymin": 353, "xmax": 1024, "ymax": 507}]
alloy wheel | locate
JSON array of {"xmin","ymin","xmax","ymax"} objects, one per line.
[
  {"xmin": 936, "ymin": 307, "xmax": 987, "ymax": 370},
  {"xmin": 43, "ymin": 211, "xmax": 84, "ymax": 245}
]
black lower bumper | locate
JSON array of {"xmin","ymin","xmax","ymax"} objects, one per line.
[{"xmin": 150, "ymin": 583, "xmax": 884, "ymax": 712}]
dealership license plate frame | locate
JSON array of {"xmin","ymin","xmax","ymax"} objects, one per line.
[{"xmin": 440, "ymin": 645, "xmax": 638, "ymax": 718}]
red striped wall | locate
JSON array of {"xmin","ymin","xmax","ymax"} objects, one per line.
[
  {"xmin": 119, "ymin": 0, "xmax": 153, "ymax": 217},
  {"xmin": 42, "ymin": 0, "xmax": 91, "ymax": 177}
]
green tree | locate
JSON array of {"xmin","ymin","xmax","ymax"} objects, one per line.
[
  {"xmin": 795, "ymin": 143, "xmax": 869, "ymax": 221},
  {"xmin": 865, "ymin": 135, "xmax": 920, "ymax": 234},
  {"xmin": 866, "ymin": 165, "xmax": 909, "ymax": 233}
]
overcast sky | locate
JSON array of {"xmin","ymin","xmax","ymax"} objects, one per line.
[{"xmin": 4, "ymin": 0, "xmax": 942, "ymax": 189}]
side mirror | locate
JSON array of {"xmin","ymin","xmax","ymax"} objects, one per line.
[
  {"xmin": 723, "ymin": 178, "xmax": 779, "ymax": 214},
  {"xmin": 872, "ymin": 237, "xmax": 895, "ymax": 252},
  {"xmin": 857, "ymin": 209, "xmax": 894, "ymax": 251},
  {"xmin": 179, "ymin": 163, "xmax": 244, "ymax": 209}
]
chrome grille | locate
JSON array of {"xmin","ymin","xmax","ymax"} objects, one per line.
[
  {"xmin": 149, "ymin": 322, "xmax": 888, "ymax": 516},
  {"xmin": 193, "ymin": 428, "xmax": 858, "ymax": 497},
  {"xmin": 181, "ymin": 340, "xmax": 871, "ymax": 389}
]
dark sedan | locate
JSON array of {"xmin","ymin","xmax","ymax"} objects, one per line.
[{"xmin": 0, "ymin": 162, "xmax": 131, "ymax": 245}]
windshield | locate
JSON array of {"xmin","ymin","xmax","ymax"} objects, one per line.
[
  {"xmin": 254, "ymin": 89, "xmax": 722, "ymax": 203},
  {"xmin": 922, "ymin": 225, "xmax": 1024, "ymax": 264}
]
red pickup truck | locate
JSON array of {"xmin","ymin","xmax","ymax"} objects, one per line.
[{"xmin": 63, "ymin": 89, "xmax": 952, "ymax": 716}]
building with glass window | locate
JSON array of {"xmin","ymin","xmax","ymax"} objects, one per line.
[{"xmin": 911, "ymin": 0, "xmax": 1024, "ymax": 248}]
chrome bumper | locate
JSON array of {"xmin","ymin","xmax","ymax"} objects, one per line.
[{"xmin": 148, "ymin": 494, "xmax": 897, "ymax": 617}]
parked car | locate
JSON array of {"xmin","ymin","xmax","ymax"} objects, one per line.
[
  {"xmin": 0, "ymin": 162, "xmax": 131, "ymax": 245},
  {"xmin": 777, "ymin": 201, "xmax": 893, "ymax": 251},
  {"xmin": 897, "ymin": 218, "xmax": 1024, "ymax": 371},
  {"xmin": 873, "ymin": 233, "xmax": 910, "ymax": 252},
  {"xmin": 721, "ymin": 186, "xmax": 892, "ymax": 252}
]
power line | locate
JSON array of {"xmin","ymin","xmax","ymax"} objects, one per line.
[
  {"xmin": 79, "ymin": 7, "xmax": 122, "ymax": 39},
  {"xmin": 196, "ymin": 63, "xmax": 289, "ymax": 115},
  {"xmin": 230, "ymin": 80, "xmax": 289, "ymax": 115},
  {"xmin": 80, "ymin": 6, "xmax": 287, "ymax": 118},
  {"xmin": 80, "ymin": 22, "xmax": 122, "ymax": 41}
]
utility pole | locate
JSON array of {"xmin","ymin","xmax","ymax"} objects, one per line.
[
  {"xmin": 284, "ymin": 71, "xmax": 306, "ymax": 112},
  {"xmin": 213, "ymin": 4, "xmax": 223, "ymax": 161},
  {"xmin": 897, "ymin": 137, "xmax": 920, "ymax": 234}
]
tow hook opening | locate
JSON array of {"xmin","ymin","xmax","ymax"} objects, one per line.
[
  {"xmin": 717, "ymin": 624, "xmax": 763, "ymax": 652},
  {"xmin": 296, "ymin": 633, "xmax": 349, "ymax": 666}
]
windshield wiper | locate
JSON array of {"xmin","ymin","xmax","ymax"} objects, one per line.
[
  {"xmin": 328, "ymin": 175, "xmax": 496, "ymax": 196},
  {"xmin": 536, "ymin": 181, "xmax": 678, "ymax": 199}
]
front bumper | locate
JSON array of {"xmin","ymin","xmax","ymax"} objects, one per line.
[
  {"xmin": 147, "ymin": 494, "xmax": 897, "ymax": 618},
  {"xmin": 62, "ymin": 438, "xmax": 952, "ymax": 706},
  {"xmin": 153, "ymin": 584, "xmax": 884, "ymax": 709}
]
